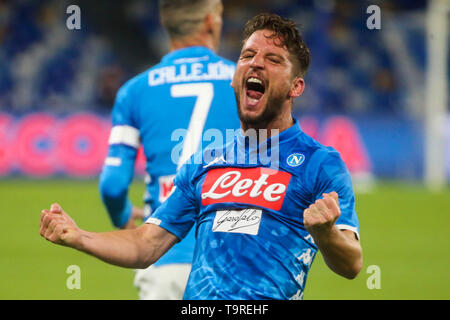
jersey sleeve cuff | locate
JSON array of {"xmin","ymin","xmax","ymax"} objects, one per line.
[
  {"xmin": 145, "ymin": 217, "xmax": 184, "ymax": 241},
  {"xmin": 336, "ymin": 224, "xmax": 360, "ymax": 240}
]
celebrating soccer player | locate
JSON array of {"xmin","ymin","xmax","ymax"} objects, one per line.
[{"xmin": 40, "ymin": 13, "xmax": 362, "ymax": 300}]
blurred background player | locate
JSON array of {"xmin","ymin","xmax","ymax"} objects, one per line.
[{"xmin": 98, "ymin": 0, "xmax": 240, "ymax": 300}]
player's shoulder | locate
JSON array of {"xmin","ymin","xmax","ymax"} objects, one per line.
[
  {"xmin": 116, "ymin": 68, "xmax": 151, "ymax": 98},
  {"xmin": 176, "ymin": 141, "xmax": 234, "ymax": 182},
  {"xmin": 293, "ymin": 130, "xmax": 344, "ymax": 168}
]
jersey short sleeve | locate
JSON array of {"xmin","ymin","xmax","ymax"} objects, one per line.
[
  {"xmin": 99, "ymin": 79, "xmax": 141, "ymax": 228},
  {"xmin": 145, "ymin": 161, "xmax": 198, "ymax": 241},
  {"xmin": 111, "ymin": 82, "xmax": 136, "ymax": 126},
  {"xmin": 310, "ymin": 147, "xmax": 360, "ymax": 239},
  {"xmin": 107, "ymin": 81, "xmax": 140, "ymax": 148}
]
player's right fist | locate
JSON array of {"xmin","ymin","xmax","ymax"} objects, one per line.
[{"xmin": 40, "ymin": 203, "xmax": 83, "ymax": 249}]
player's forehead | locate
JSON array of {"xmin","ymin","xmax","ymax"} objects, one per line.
[{"xmin": 241, "ymin": 29, "xmax": 290, "ymax": 57}]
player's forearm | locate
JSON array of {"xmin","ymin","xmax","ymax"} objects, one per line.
[
  {"xmin": 99, "ymin": 145, "xmax": 137, "ymax": 228},
  {"xmin": 99, "ymin": 177, "xmax": 133, "ymax": 228},
  {"xmin": 77, "ymin": 228, "xmax": 153, "ymax": 269},
  {"xmin": 311, "ymin": 227, "xmax": 362, "ymax": 279}
]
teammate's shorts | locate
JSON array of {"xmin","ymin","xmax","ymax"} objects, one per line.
[{"xmin": 133, "ymin": 263, "xmax": 191, "ymax": 300}]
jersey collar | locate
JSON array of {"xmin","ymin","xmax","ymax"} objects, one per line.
[
  {"xmin": 161, "ymin": 46, "xmax": 215, "ymax": 64},
  {"xmin": 236, "ymin": 117, "xmax": 302, "ymax": 148}
]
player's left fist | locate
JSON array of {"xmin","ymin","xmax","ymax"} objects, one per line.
[
  {"xmin": 303, "ymin": 192, "xmax": 341, "ymax": 236},
  {"xmin": 40, "ymin": 203, "xmax": 83, "ymax": 249}
]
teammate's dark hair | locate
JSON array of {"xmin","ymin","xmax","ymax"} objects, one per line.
[{"xmin": 242, "ymin": 13, "xmax": 310, "ymax": 77}]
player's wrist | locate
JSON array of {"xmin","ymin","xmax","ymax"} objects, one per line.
[
  {"xmin": 73, "ymin": 229, "xmax": 90, "ymax": 251},
  {"xmin": 307, "ymin": 225, "xmax": 340, "ymax": 246}
]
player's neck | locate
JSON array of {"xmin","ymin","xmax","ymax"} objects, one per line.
[
  {"xmin": 241, "ymin": 109, "xmax": 294, "ymax": 141},
  {"xmin": 169, "ymin": 34, "xmax": 216, "ymax": 52}
]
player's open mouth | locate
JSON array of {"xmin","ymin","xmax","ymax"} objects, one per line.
[{"xmin": 245, "ymin": 76, "xmax": 266, "ymax": 107}]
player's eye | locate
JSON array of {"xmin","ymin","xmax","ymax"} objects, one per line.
[
  {"xmin": 268, "ymin": 57, "xmax": 281, "ymax": 64},
  {"xmin": 240, "ymin": 53, "xmax": 254, "ymax": 60}
]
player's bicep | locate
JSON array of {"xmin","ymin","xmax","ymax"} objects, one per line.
[
  {"xmin": 341, "ymin": 229, "xmax": 360, "ymax": 243},
  {"xmin": 146, "ymin": 162, "xmax": 198, "ymax": 241},
  {"xmin": 313, "ymin": 150, "xmax": 360, "ymax": 239},
  {"xmin": 147, "ymin": 186, "xmax": 197, "ymax": 240}
]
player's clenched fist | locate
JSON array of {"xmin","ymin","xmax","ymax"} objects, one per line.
[
  {"xmin": 40, "ymin": 203, "xmax": 82, "ymax": 249},
  {"xmin": 303, "ymin": 192, "xmax": 341, "ymax": 236}
]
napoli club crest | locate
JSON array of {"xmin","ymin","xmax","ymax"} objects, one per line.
[{"xmin": 286, "ymin": 153, "xmax": 305, "ymax": 167}]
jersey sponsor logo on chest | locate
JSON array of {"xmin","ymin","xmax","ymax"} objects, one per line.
[{"xmin": 201, "ymin": 167, "xmax": 291, "ymax": 210}]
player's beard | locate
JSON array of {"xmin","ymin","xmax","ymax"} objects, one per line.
[{"xmin": 234, "ymin": 86, "xmax": 287, "ymax": 130}]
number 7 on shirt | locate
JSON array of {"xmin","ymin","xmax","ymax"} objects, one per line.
[{"xmin": 171, "ymin": 83, "xmax": 214, "ymax": 170}]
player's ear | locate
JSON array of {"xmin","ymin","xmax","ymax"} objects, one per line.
[
  {"xmin": 204, "ymin": 12, "xmax": 214, "ymax": 35},
  {"xmin": 289, "ymin": 77, "xmax": 305, "ymax": 98}
]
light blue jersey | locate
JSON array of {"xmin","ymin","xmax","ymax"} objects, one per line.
[
  {"xmin": 148, "ymin": 119, "xmax": 360, "ymax": 299},
  {"xmin": 99, "ymin": 46, "xmax": 240, "ymax": 266}
]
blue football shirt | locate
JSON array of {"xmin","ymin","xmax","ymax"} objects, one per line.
[
  {"xmin": 147, "ymin": 119, "xmax": 360, "ymax": 299},
  {"xmin": 99, "ymin": 46, "xmax": 240, "ymax": 266}
]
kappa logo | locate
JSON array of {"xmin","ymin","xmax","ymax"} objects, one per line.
[
  {"xmin": 287, "ymin": 153, "xmax": 305, "ymax": 167},
  {"xmin": 203, "ymin": 155, "xmax": 226, "ymax": 169}
]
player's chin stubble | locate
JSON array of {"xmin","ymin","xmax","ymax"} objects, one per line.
[{"xmin": 234, "ymin": 87, "xmax": 286, "ymax": 130}]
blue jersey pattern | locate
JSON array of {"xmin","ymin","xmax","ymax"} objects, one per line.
[
  {"xmin": 148, "ymin": 119, "xmax": 360, "ymax": 299},
  {"xmin": 99, "ymin": 46, "xmax": 240, "ymax": 266}
]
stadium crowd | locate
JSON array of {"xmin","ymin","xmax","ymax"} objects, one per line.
[{"xmin": 0, "ymin": 0, "xmax": 429, "ymax": 118}]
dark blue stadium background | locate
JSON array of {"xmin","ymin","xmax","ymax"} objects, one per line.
[{"xmin": 0, "ymin": 0, "xmax": 447, "ymax": 182}]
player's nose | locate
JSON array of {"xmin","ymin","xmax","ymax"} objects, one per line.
[{"xmin": 249, "ymin": 53, "xmax": 264, "ymax": 70}]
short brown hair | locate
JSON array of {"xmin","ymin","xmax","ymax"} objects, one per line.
[
  {"xmin": 159, "ymin": 0, "xmax": 220, "ymax": 39},
  {"xmin": 242, "ymin": 13, "xmax": 310, "ymax": 77}
]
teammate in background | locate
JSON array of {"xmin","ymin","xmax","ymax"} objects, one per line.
[
  {"xmin": 40, "ymin": 13, "xmax": 362, "ymax": 300},
  {"xmin": 98, "ymin": 0, "xmax": 239, "ymax": 299}
]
